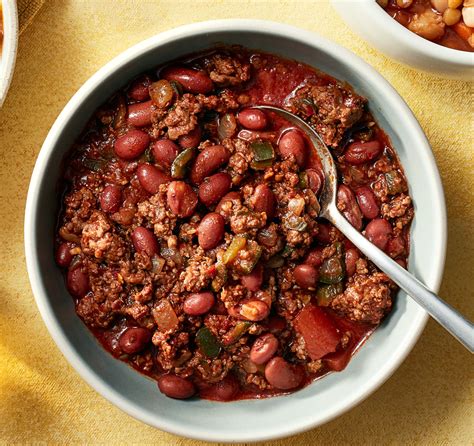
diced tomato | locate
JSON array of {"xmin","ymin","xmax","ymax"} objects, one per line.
[
  {"xmin": 294, "ymin": 305, "xmax": 342, "ymax": 360},
  {"xmin": 324, "ymin": 343, "xmax": 353, "ymax": 372}
]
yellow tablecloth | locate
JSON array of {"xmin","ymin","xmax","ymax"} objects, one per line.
[{"xmin": 1, "ymin": 1, "xmax": 473, "ymax": 444}]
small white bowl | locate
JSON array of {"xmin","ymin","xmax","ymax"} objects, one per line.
[
  {"xmin": 0, "ymin": 0, "xmax": 18, "ymax": 107},
  {"xmin": 24, "ymin": 19, "xmax": 446, "ymax": 443},
  {"xmin": 332, "ymin": 0, "xmax": 474, "ymax": 80}
]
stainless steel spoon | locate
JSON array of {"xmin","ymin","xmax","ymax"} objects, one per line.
[{"xmin": 256, "ymin": 105, "xmax": 474, "ymax": 353}]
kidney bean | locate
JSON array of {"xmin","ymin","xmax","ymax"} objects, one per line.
[
  {"xmin": 315, "ymin": 222, "xmax": 332, "ymax": 244},
  {"xmin": 167, "ymin": 181, "xmax": 198, "ymax": 218},
  {"xmin": 200, "ymin": 376, "xmax": 239, "ymax": 401},
  {"xmin": 264, "ymin": 357, "xmax": 303, "ymax": 390},
  {"xmin": 100, "ymin": 185, "xmax": 122, "ymax": 213},
  {"xmin": 387, "ymin": 235, "xmax": 406, "ymax": 258},
  {"xmin": 345, "ymin": 248, "xmax": 360, "ymax": 277},
  {"xmin": 137, "ymin": 163, "xmax": 171, "ymax": 194},
  {"xmin": 127, "ymin": 100, "xmax": 153, "ymax": 127},
  {"xmin": 198, "ymin": 172, "xmax": 232, "ymax": 207},
  {"xmin": 306, "ymin": 168, "xmax": 324, "ymax": 195},
  {"xmin": 355, "ymin": 186, "xmax": 379, "ymax": 219},
  {"xmin": 304, "ymin": 247, "xmax": 324, "ymax": 268},
  {"xmin": 250, "ymin": 333, "xmax": 279, "ymax": 365},
  {"xmin": 152, "ymin": 139, "xmax": 179, "ymax": 169},
  {"xmin": 190, "ymin": 145, "xmax": 230, "ymax": 184},
  {"xmin": 294, "ymin": 264, "xmax": 319, "ymax": 289},
  {"xmin": 158, "ymin": 374, "xmax": 195, "ymax": 399},
  {"xmin": 114, "ymin": 129, "xmax": 150, "ymax": 160},
  {"xmin": 132, "ymin": 227, "xmax": 159, "ymax": 256},
  {"xmin": 128, "ymin": 76, "xmax": 151, "ymax": 101},
  {"xmin": 250, "ymin": 184, "xmax": 276, "ymax": 220},
  {"xmin": 337, "ymin": 184, "xmax": 363, "ymax": 230},
  {"xmin": 67, "ymin": 266, "xmax": 89, "ymax": 298},
  {"xmin": 215, "ymin": 191, "xmax": 241, "ymax": 215},
  {"xmin": 56, "ymin": 243, "xmax": 74, "ymax": 268},
  {"xmin": 178, "ymin": 126, "xmax": 202, "ymax": 149},
  {"xmin": 183, "ymin": 292, "xmax": 215, "ymax": 316},
  {"xmin": 119, "ymin": 327, "xmax": 152, "ymax": 354},
  {"xmin": 365, "ymin": 218, "xmax": 392, "ymax": 251},
  {"xmin": 162, "ymin": 66, "xmax": 214, "ymax": 94},
  {"xmin": 278, "ymin": 130, "xmax": 307, "ymax": 168},
  {"xmin": 344, "ymin": 140, "xmax": 382, "ymax": 165},
  {"xmin": 239, "ymin": 300, "xmax": 270, "ymax": 321},
  {"xmin": 396, "ymin": 258, "xmax": 407, "ymax": 268},
  {"xmin": 237, "ymin": 108, "xmax": 268, "ymax": 130},
  {"xmin": 241, "ymin": 264, "xmax": 263, "ymax": 292},
  {"xmin": 198, "ymin": 213, "xmax": 225, "ymax": 250}
]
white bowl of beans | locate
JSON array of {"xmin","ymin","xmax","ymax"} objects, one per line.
[
  {"xmin": 0, "ymin": 0, "xmax": 18, "ymax": 107},
  {"xmin": 25, "ymin": 19, "xmax": 447, "ymax": 442},
  {"xmin": 332, "ymin": 0, "xmax": 474, "ymax": 80}
]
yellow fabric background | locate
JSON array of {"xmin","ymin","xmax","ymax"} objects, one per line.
[{"xmin": 0, "ymin": 0, "xmax": 473, "ymax": 444}]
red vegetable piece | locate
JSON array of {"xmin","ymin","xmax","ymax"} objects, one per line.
[{"xmin": 294, "ymin": 305, "xmax": 341, "ymax": 360}]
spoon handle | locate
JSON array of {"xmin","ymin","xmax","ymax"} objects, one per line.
[{"xmin": 327, "ymin": 206, "xmax": 474, "ymax": 353}]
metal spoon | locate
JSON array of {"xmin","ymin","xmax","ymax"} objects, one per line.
[{"xmin": 256, "ymin": 105, "xmax": 474, "ymax": 353}]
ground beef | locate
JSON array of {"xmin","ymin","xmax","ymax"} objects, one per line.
[
  {"xmin": 330, "ymin": 272, "xmax": 392, "ymax": 324},
  {"xmin": 204, "ymin": 52, "xmax": 251, "ymax": 87},
  {"xmin": 159, "ymin": 93, "xmax": 202, "ymax": 140}
]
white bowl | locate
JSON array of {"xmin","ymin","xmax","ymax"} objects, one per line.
[
  {"xmin": 24, "ymin": 19, "xmax": 447, "ymax": 443},
  {"xmin": 0, "ymin": 0, "xmax": 18, "ymax": 107},
  {"xmin": 332, "ymin": 0, "xmax": 474, "ymax": 80}
]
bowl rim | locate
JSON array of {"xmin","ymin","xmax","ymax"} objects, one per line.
[
  {"xmin": 335, "ymin": 0, "xmax": 474, "ymax": 65},
  {"xmin": 0, "ymin": 0, "xmax": 19, "ymax": 107},
  {"xmin": 24, "ymin": 19, "xmax": 447, "ymax": 443}
]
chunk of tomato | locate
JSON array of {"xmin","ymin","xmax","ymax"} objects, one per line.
[{"xmin": 294, "ymin": 305, "xmax": 342, "ymax": 360}]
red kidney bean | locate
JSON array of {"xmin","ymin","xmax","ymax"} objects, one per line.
[
  {"xmin": 178, "ymin": 126, "xmax": 201, "ymax": 149},
  {"xmin": 315, "ymin": 222, "xmax": 332, "ymax": 244},
  {"xmin": 198, "ymin": 213, "xmax": 225, "ymax": 250},
  {"xmin": 344, "ymin": 140, "xmax": 382, "ymax": 165},
  {"xmin": 157, "ymin": 374, "xmax": 195, "ymax": 399},
  {"xmin": 167, "ymin": 181, "xmax": 198, "ymax": 218},
  {"xmin": 56, "ymin": 243, "xmax": 74, "ymax": 268},
  {"xmin": 152, "ymin": 139, "xmax": 179, "ymax": 169},
  {"xmin": 128, "ymin": 76, "xmax": 151, "ymax": 101},
  {"xmin": 241, "ymin": 264, "xmax": 263, "ymax": 292},
  {"xmin": 306, "ymin": 168, "xmax": 324, "ymax": 195},
  {"xmin": 345, "ymin": 248, "xmax": 360, "ymax": 277},
  {"xmin": 132, "ymin": 227, "xmax": 159, "ymax": 256},
  {"xmin": 198, "ymin": 172, "xmax": 232, "ymax": 207},
  {"xmin": 127, "ymin": 100, "xmax": 153, "ymax": 127},
  {"xmin": 67, "ymin": 267, "xmax": 89, "ymax": 298},
  {"xmin": 264, "ymin": 357, "xmax": 303, "ymax": 390},
  {"xmin": 250, "ymin": 333, "xmax": 279, "ymax": 365},
  {"xmin": 304, "ymin": 247, "xmax": 324, "ymax": 268},
  {"xmin": 200, "ymin": 376, "xmax": 239, "ymax": 401},
  {"xmin": 114, "ymin": 129, "xmax": 150, "ymax": 160},
  {"xmin": 337, "ymin": 184, "xmax": 363, "ymax": 230},
  {"xmin": 237, "ymin": 108, "xmax": 268, "ymax": 130},
  {"xmin": 190, "ymin": 145, "xmax": 230, "ymax": 184},
  {"xmin": 250, "ymin": 184, "xmax": 276, "ymax": 220},
  {"xmin": 396, "ymin": 258, "xmax": 407, "ymax": 268},
  {"xmin": 278, "ymin": 130, "xmax": 307, "ymax": 168},
  {"xmin": 387, "ymin": 235, "xmax": 406, "ymax": 258},
  {"xmin": 294, "ymin": 264, "xmax": 319, "ymax": 289},
  {"xmin": 183, "ymin": 292, "xmax": 215, "ymax": 316},
  {"xmin": 365, "ymin": 218, "xmax": 392, "ymax": 251},
  {"xmin": 215, "ymin": 191, "xmax": 241, "ymax": 215},
  {"xmin": 137, "ymin": 163, "xmax": 171, "ymax": 194},
  {"xmin": 100, "ymin": 185, "xmax": 122, "ymax": 213},
  {"xmin": 355, "ymin": 186, "xmax": 379, "ymax": 219},
  {"xmin": 162, "ymin": 67, "xmax": 214, "ymax": 94},
  {"xmin": 119, "ymin": 327, "xmax": 152, "ymax": 354}
]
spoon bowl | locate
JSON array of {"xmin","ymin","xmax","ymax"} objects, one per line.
[{"xmin": 256, "ymin": 105, "xmax": 474, "ymax": 353}]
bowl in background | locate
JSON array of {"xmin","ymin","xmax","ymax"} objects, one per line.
[
  {"xmin": 0, "ymin": 0, "xmax": 18, "ymax": 107},
  {"xmin": 24, "ymin": 19, "xmax": 447, "ymax": 442},
  {"xmin": 332, "ymin": 0, "xmax": 474, "ymax": 80}
]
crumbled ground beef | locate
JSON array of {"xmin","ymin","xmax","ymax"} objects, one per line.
[{"xmin": 204, "ymin": 52, "xmax": 251, "ymax": 86}]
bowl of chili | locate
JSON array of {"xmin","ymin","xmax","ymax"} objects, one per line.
[
  {"xmin": 25, "ymin": 19, "xmax": 447, "ymax": 442},
  {"xmin": 332, "ymin": 0, "xmax": 474, "ymax": 80}
]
